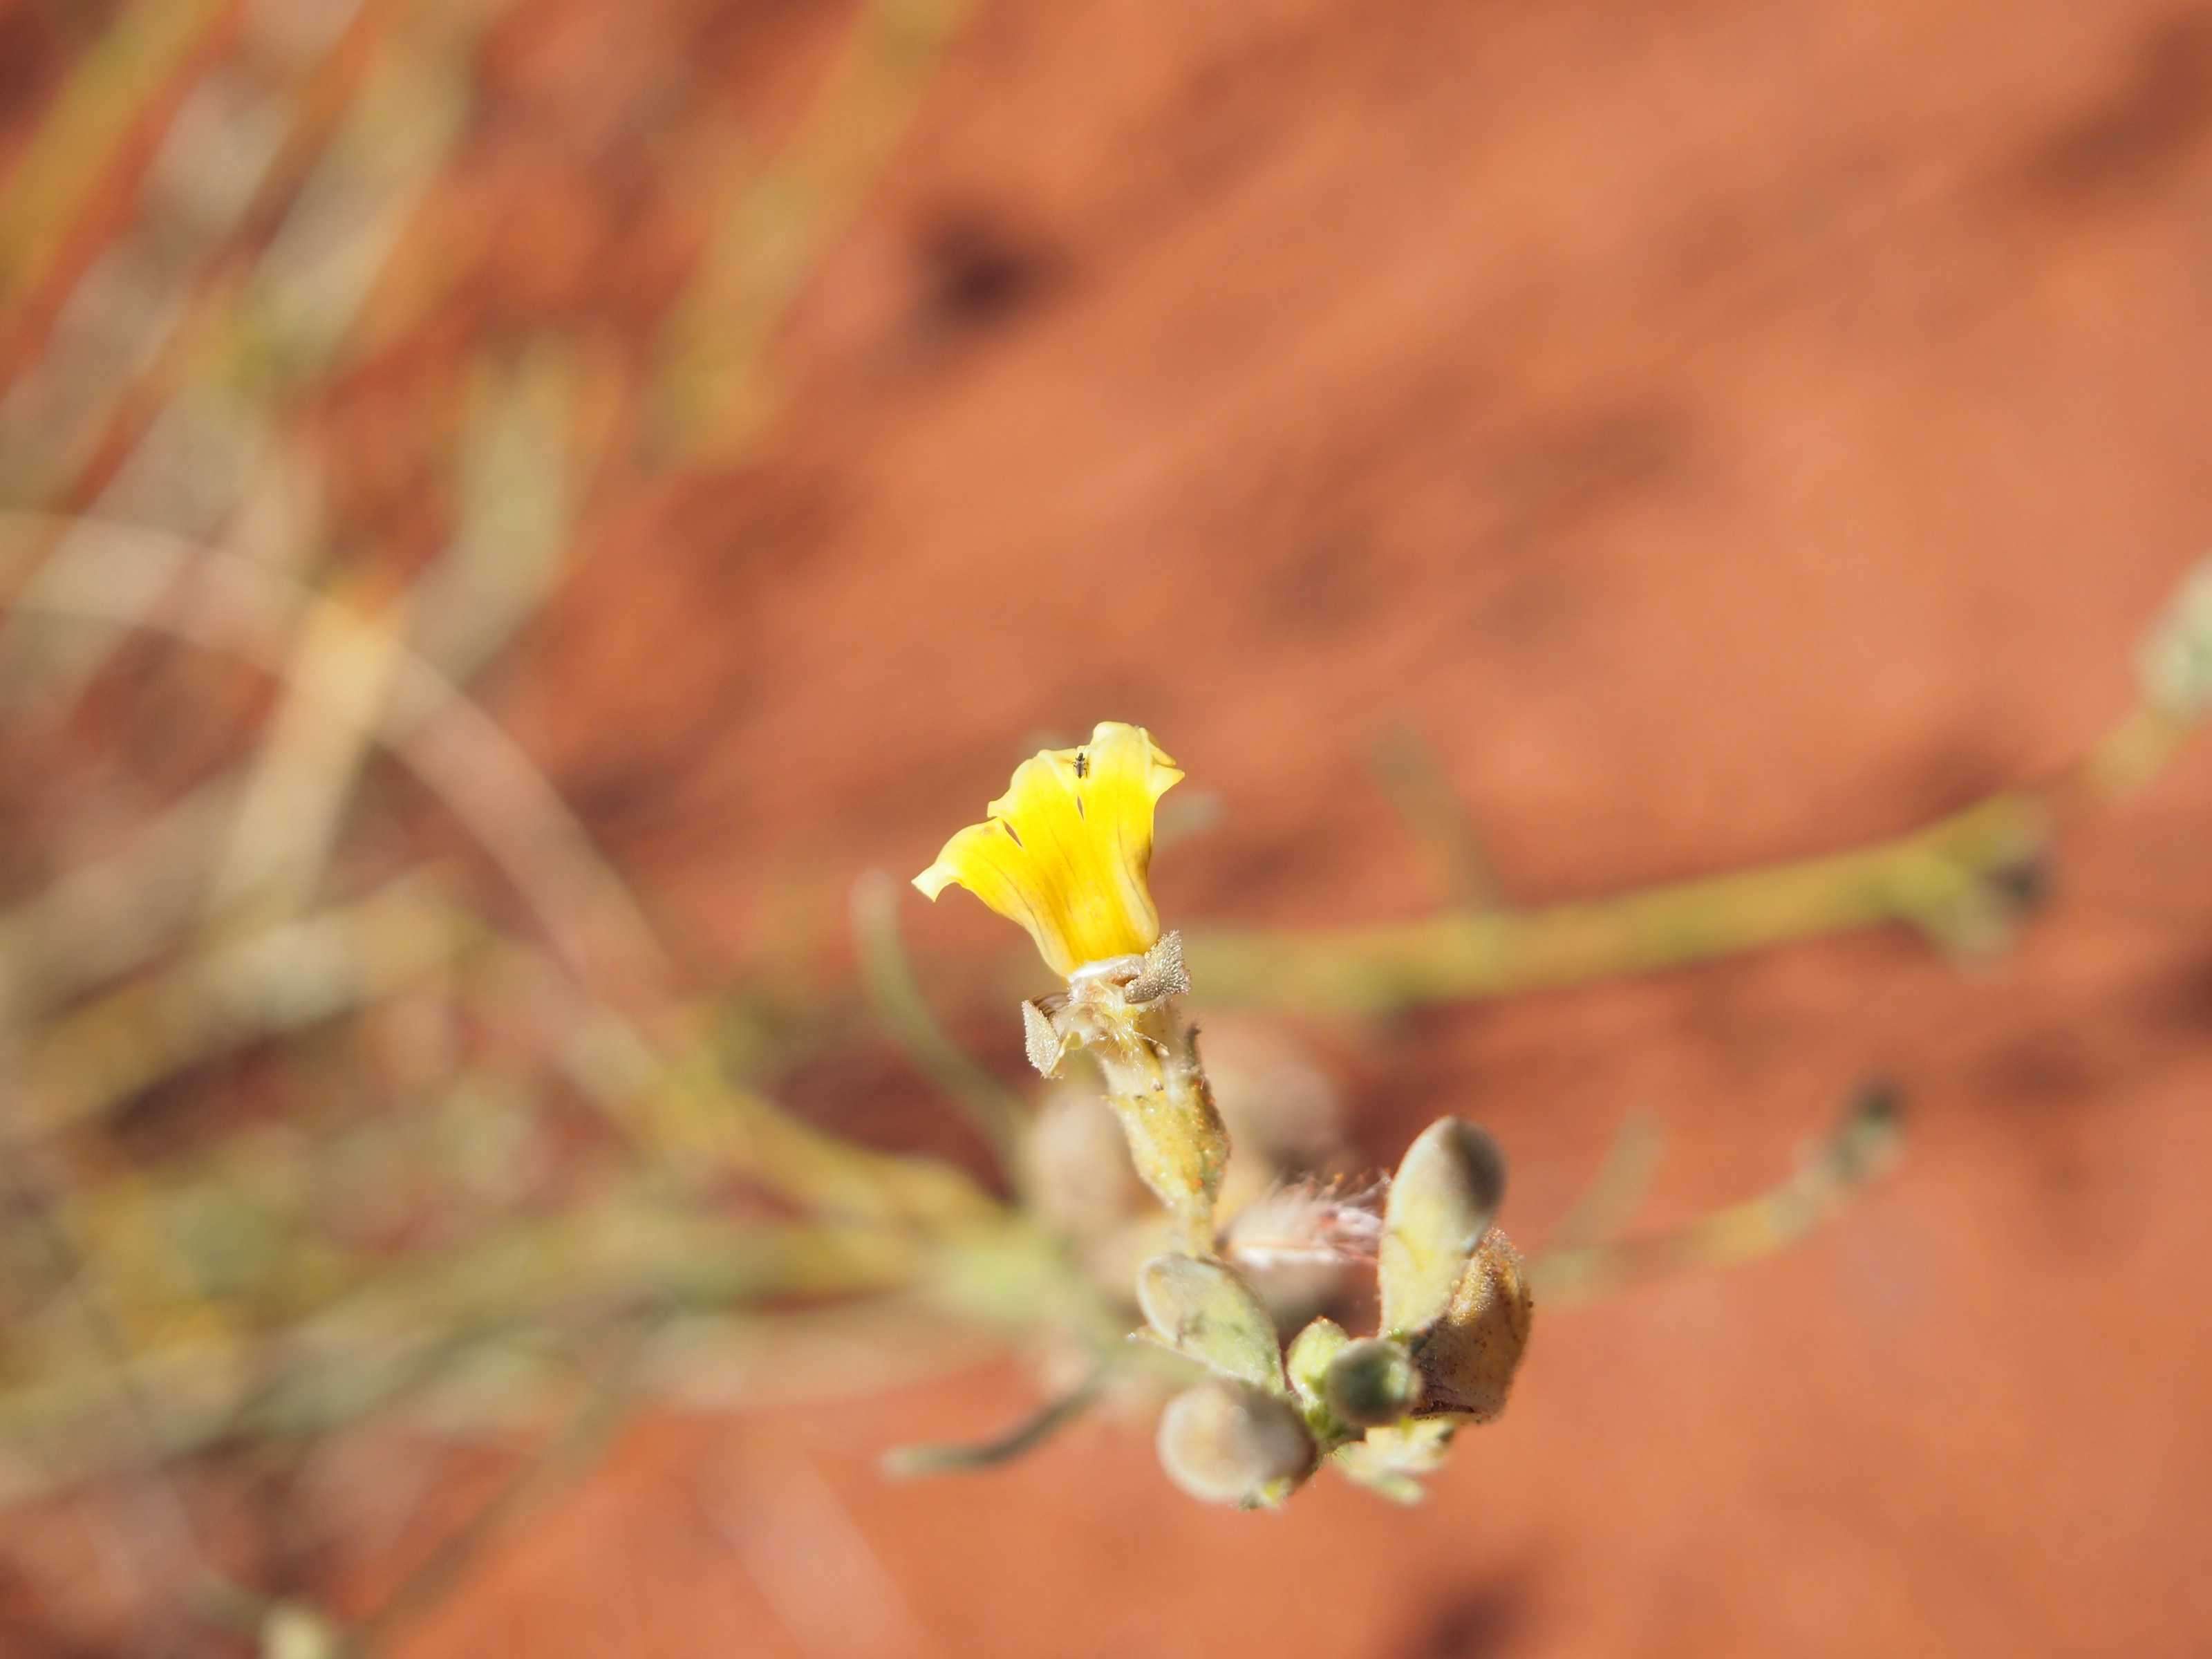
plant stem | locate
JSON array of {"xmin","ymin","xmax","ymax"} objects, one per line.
[{"xmin": 1186, "ymin": 792, "xmax": 2047, "ymax": 1015}]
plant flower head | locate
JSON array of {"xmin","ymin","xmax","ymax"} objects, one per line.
[{"xmin": 914, "ymin": 721, "xmax": 1183, "ymax": 977}]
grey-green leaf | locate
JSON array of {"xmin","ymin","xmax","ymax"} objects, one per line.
[{"xmin": 1137, "ymin": 1253, "xmax": 1285, "ymax": 1391}]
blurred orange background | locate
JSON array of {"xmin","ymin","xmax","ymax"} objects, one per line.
[{"xmin": 3, "ymin": 1, "xmax": 2211, "ymax": 1654}]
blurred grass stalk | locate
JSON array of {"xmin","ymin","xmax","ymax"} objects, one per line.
[
  {"xmin": 0, "ymin": 0, "xmax": 235, "ymax": 329},
  {"xmin": 0, "ymin": 0, "xmax": 1013, "ymax": 1644},
  {"xmin": 647, "ymin": 0, "xmax": 980, "ymax": 460}
]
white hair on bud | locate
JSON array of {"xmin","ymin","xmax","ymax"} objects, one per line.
[{"xmin": 1223, "ymin": 1174, "xmax": 1388, "ymax": 1273}]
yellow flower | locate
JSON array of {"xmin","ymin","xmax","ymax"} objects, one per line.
[{"xmin": 915, "ymin": 722, "xmax": 1183, "ymax": 977}]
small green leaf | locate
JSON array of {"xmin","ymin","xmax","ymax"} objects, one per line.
[
  {"xmin": 1137, "ymin": 1253, "xmax": 1284, "ymax": 1391},
  {"xmin": 883, "ymin": 1369, "xmax": 1105, "ymax": 1478}
]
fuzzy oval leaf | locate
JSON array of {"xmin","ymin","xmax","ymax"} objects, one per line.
[{"xmin": 1137, "ymin": 1253, "xmax": 1284, "ymax": 1391}]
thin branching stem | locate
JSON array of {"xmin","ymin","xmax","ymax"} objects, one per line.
[
  {"xmin": 881, "ymin": 1366, "xmax": 1108, "ymax": 1478},
  {"xmin": 1529, "ymin": 1084, "xmax": 1901, "ymax": 1305},
  {"xmin": 852, "ymin": 870, "xmax": 1029, "ymax": 1176}
]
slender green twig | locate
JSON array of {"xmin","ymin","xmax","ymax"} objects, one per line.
[
  {"xmin": 1529, "ymin": 1083, "xmax": 1901, "ymax": 1305},
  {"xmin": 1367, "ymin": 725, "xmax": 1503, "ymax": 911},
  {"xmin": 0, "ymin": 0, "xmax": 232, "ymax": 325},
  {"xmin": 0, "ymin": 1206, "xmax": 929, "ymax": 1497},
  {"xmin": 1192, "ymin": 556, "xmax": 2212, "ymax": 1018},
  {"xmin": 0, "ymin": 513, "xmax": 673, "ymax": 1006},
  {"xmin": 1545, "ymin": 1112, "xmax": 1664, "ymax": 1250},
  {"xmin": 882, "ymin": 1367, "xmax": 1108, "ymax": 1478},
  {"xmin": 852, "ymin": 870, "xmax": 1028, "ymax": 1174},
  {"xmin": 2078, "ymin": 705, "xmax": 2200, "ymax": 805},
  {"xmin": 0, "ymin": 516, "xmax": 1000, "ymax": 1223},
  {"xmin": 19, "ymin": 875, "xmax": 474, "ymax": 1139},
  {"xmin": 0, "ymin": 1119, "xmax": 214, "ymax": 1658},
  {"xmin": 344, "ymin": 1311, "xmax": 660, "ymax": 1655},
  {"xmin": 1188, "ymin": 791, "xmax": 2050, "ymax": 1014},
  {"xmin": 647, "ymin": 0, "xmax": 980, "ymax": 458}
]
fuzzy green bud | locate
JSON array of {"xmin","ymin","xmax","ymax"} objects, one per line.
[
  {"xmin": 1378, "ymin": 1117, "xmax": 1506, "ymax": 1337},
  {"xmin": 1285, "ymin": 1315, "xmax": 1351, "ymax": 1414},
  {"xmin": 1323, "ymin": 1336, "xmax": 1421, "ymax": 1429},
  {"xmin": 1156, "ymin": 1378, "xmax": 1316, "ymax": 1508}
]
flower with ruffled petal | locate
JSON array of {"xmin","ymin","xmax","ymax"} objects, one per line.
[{"xmin": 914, "ymin": 722, "xmax": 1183, "ymax": 977}]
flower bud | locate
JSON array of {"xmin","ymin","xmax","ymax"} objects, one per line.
[
  {"xmin": 1323, "ymin": 1337, "xmax": 1421, "ymax": 1429},
  {"xmin": 1378, "ymin": 1117, "xmax": 1505, "ymax": 1338},
  {"xmin": 1156, "ymin": 1378, "xmax": 1316, "ymax": 1508},
  {"xmin": 1411, "ymin": 1228, "xmax": 1532, "ymax": 1423},
  {"xmin": 1285, "ymin": 1315, "xmax": 1351, "ymax": 1414}
]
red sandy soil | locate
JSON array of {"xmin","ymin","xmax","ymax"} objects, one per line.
[{"xmin": 12, "ymin": 0, "xmax": 2212, "ymax": 1654}]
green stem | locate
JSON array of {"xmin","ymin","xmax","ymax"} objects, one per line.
[
  {"xmin": 852, "ymin": 870, "xmax": 1028, "ymax": 1174},
  {"xmin": 1530, "ymin": 1084, "xmax": 1900, "ymax": 1304},
  {"xmin": 1186, "ymin": 792, "xmax": 2049, "ymax": 1015},
  {"xmin": 881, "ymin": 1367, "xmax": 1106, "ymax": 1477}
]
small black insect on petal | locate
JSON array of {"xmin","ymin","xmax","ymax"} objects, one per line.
[{"xmin": 1074, "ymin": 751, "xmax": 1089, "ymax": 779}]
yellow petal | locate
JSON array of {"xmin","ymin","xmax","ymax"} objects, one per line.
[{"xmin": 913, "ymin": 722, "xmax": 1182, "ymax": 977}]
